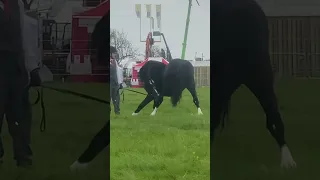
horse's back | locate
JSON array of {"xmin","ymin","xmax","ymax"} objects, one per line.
[
  {"xmin": 165, "ymin": 59, "xmax": 194, "ymax": 77},
  {"xmin": 211, "ymin": 0, "xmax": 270, "ymax": 81},
  {"xmin": 211, "ymin": 0, "xmax": 269, "ymax": 59},
  {"xmin": 162, "ymin": 59, "xmax": 195, "ymax": 95}
]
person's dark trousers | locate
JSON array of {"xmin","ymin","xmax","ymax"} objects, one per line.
[
  {"xmin": 0, "ymin": 51, "xmax": 33, "ymax": 166},
  {"xmin": 110, "ymin": 85, "xmax": 120, "ymax": 114},
  {"xmin": 77, "ymin": 121, "xmax": 110, "ymax": 163}
]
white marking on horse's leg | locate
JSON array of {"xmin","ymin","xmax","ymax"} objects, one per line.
[
  {"xmin": 132, "ymin": 112, "xmax": 139, "ymax": 116},
  {"xmin": 280, "ymin": 144, "xmax": 296, "ymax": 168},
  {"xmin": 197, "ymin": 108, "xmax": 203, "ymax": 115},
  {"xmin": 70, "ymin": 160, "xmax": 89, "ymax": 171},
  {"xmin": 150, "ymin": 107, "xmax": 158, "ymax": 116}
]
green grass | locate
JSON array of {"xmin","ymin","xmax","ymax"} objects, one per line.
[
  {"xmin": 110, "ymin": 88, "xmax": 210, "ymax": 180},
  {"xmin": 0, "ymin": 83, "xmax": 210, "ymax": 180},
  {"xmin": 5, "ymin": 79, "xmax": 317, "ymax": 179},
  {"xmin": 0, "ymin": 83, "xmax": 109, "ymax": 180},
  {"xmin": 213, "ymin": 79, "xmax": 320, "ymax": 180}
]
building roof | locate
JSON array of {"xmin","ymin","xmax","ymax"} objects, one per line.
[{"xmin": 256, "ymin": 0, "xmax": 320, "ymax": 16}]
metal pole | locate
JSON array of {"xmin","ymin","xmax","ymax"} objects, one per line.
[
  {"xmin": 181, "ymin": 0, "xmax": 192, "ymax": 60},
  {"xmin": 149, "ymin": 18, "xmax": 151, "ymax": 33},
  {"xmin": 140, "ymin": 16, "xmax": 142, "ymax": 41}
]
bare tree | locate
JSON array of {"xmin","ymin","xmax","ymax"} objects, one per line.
[
  {"xmin": 110, "ymin": 29, "xmax": 139, "ymax": 62},
  {"xmin": 150, "ymin": 45, "xmax": 162, "ymax": 57}
]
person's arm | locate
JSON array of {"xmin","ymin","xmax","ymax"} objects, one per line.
[
  {"xmin": 110, "ymin": 61, "xmax": 119, "ymax": 86},
  {"xmin": 22, "ymin": 15, "xmax": 41, "ymax": 72},
  {"xmin": 19, "ymin": 1, "xmax": 41, "ymax": 86}
]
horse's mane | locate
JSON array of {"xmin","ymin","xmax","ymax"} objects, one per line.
[
  {"xmin": 139, "ymin": 61, "xmax": 166, "ymax": 93},
  {"xmin": 139, "ymin": 61, "xmax": 166, "ymax": 81}
]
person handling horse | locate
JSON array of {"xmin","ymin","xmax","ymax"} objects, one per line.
[
  {"xmin": 110, "ymin": 46, "xmax": 123, "ymax": 115},
  {"xmin": 0, "ymin": 0, "xmax": 41, "ymax": 168}
]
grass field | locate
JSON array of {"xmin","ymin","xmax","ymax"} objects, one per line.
[
  {"xmin": 2, "ymin": 79, "xmax": 318, "ymax": 180},
  {"xmin": 0, "ymin": 83, "xmax": 210, "ymax": 180},
  {"xmin": 110, "ymin": 88, "xmax": 210, "ymax": 180},
  {"xmin": 213, "ymin": 79, "xmax": 320, "ymax": 180},
  {"xmin": 0, "ymin": 83, "xmax": 109, "ymax": 180}
]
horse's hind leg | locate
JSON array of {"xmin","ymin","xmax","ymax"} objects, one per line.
[
  {"xmin": 132, "ymin": 94, "xmax": 153, "ymax": 116},
  {"xmin": 186, "ymin": 84, "xmax": 203, "ymax": 115},
  {"xmin": 211, "ymin": 80, "xmax": 240, "ymax": 142},
  {"xmin": 245, "ymin": 69, "xmax": 296, "ymax": 168}
]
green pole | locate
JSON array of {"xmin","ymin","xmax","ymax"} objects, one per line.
[{"xmin": 181, "ymin": 0, "xmax": 192, "ymax": 60}]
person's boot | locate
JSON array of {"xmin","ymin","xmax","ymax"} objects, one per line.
[{"xmin": 16, "ymin": 157, "xmax": 32, "ymax": 168}]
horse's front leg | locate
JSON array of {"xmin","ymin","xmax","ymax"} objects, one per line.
[
  {"xmin": 150, "ymin": 95, "xmax": 163, "ymax": 116},
  {"xmin": 132, "ymin": 94, "xmax": 153, "ymax": 116}
]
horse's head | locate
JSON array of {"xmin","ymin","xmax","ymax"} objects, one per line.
[{"xmin": 91, "ymin": 12, "xmax": 109, "ymax": 62}]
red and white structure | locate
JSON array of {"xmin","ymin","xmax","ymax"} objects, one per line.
[
  {"xmin": 131, "ymin": 57, "xmax": 169, "ymax": 88},
  {"xmin": 69, "ymin": 0, "xmax": 109, "ymax": 82}
]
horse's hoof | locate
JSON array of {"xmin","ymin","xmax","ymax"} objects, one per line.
[
  {"xmin": 132, "ymin": 112, "xmax": 139, "ymax": 116},
  {"xmin": 70, "ymin": 161, "xmax": 88, "ymax": 172},
  {"xmin": 150, "ymin": 108, "xmax": 157, "ymax": 116},
  {"xmin": 280, "ymin": 145, "xmax": 296, "ymax": 168},
  {"xmin": 281, "ymin": 159, "xmax": 296, "ymax": 169},
  {"xmin": 197, "ymin": 108, "xmax": 203, "ymax": 115}
]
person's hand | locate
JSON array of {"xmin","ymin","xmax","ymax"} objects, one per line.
[
  {"xmin": 119, "ymin": 83, "xmax": 123, "ymax": 89},
  {"xmin": 30, "ymin": 68, "xmax": 42, "ymax": 87}
]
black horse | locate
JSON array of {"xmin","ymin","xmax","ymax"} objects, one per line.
[
  {"xmin": 132, "ymin": 59, "xmax": 203, "ymax": 116},
  {"xmin": 211, "ymin": 0, "xmax": 296, "ymax": 168},
  {"xmin": 70, "ymin": 11, "xmax": 110, "ymax": 171},
  {"xmin": 91, "ymin": 10, "xmax": 109, "ymax": 69}
]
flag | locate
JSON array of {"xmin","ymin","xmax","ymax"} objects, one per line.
[
  {"xmin": 145, "ymin": 4, "xmax": 151, "ymax": 18},
  {"xmin": 156, "ymin": 4, "xmax": 161, "ymax": 28},
  {"xmin": 135, "ymin": 4, "xmax": 141, "ymax": 18},
  {"xmin": 156, "ymin": 4, "xmax": 161, "ymax": 18}
]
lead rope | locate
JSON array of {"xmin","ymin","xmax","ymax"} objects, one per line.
[
  {"xmin": 39, "ymin": 87, "xmax": 46, "ymax": 132},
  {"xmin": 31, "ymin": 87, "xmax": 46, "ymax": 132}
]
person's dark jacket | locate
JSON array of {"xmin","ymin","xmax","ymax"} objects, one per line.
[
  {"xmin": 0, "ymin": 0, "xmax": 23, "ymax": 53},
  {"xmin": 0, "ymin": 0, "xmax": 26, "ymax": 76},
  {"xmin": 110, "ymin": 59, "xmax": 118, "ymax": 87}
]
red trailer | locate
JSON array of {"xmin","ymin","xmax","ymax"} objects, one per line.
[{"xmin": 70, "ymin": 0, "xmax": 109, "ymax": 82}]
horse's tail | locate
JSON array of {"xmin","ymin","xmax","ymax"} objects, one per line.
[
  {"xmin": 169, "ymin": 69, "xmax": 183, "ymax": 107},
  {"xmin": 171, "ymin": 89, "xmax": 183, "ymax": 107},
  {"xmin": 220, "ymin": 99, "xmax": 231, "ymax": 130},
  {"xmin": 169, "ymin": 60, "xmax": 193, "ymax": 107}
]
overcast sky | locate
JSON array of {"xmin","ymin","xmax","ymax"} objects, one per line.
[{"xmin": 111, "ymin": 0, "xmax": 210, "ymax": 60}]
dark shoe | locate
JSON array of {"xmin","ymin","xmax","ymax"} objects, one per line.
[
  {"xmin": 115, "ymin": 112, "xmax": 120, "ymax": 115},
  {"xmin": 17, "ymin": 158, "xmax": 32, "ymax": 168}
]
